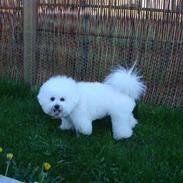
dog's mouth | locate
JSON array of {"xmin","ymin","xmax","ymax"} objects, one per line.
[
  {"xmin": 53, "ymin": 109, "xmax": 61, "ymax": 113},
  {"xmin": 51, "ymin": 109, "xmax": 62, "ymax": 118}
]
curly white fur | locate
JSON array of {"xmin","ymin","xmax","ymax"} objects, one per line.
[
  {"xmin": 37, "ymin": 66, "xmax": 145, "ymax": 140},
  {"xmin": 104, "ymin": 67, "xmax": 146, "ymax": 100}
]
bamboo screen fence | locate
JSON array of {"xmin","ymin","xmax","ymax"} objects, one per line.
[{"xmin": 0, "ymin": 0, "xmax": 183, "ymax": 107}]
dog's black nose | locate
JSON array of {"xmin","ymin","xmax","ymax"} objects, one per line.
[{"xmin": 54, "ymin": 104, "xmax": 60, "ymax": 110}]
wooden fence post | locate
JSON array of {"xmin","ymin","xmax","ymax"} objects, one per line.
[
  {"xmin": 80, "ymin": 1, "xmax": 89, "ymax": 80},
  {"xmin": 23, "ymin": 0, "xmax": 37, "ymax": 86}
]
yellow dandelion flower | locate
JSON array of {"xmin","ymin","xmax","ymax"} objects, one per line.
[
  {"xmin": 0, "ymin": 147, "xmax": 3, "ymax": 153},
  {"xmin": 6, "ymin": 153, "xmax": 13, "ymax": 160},
  {"xmin": 43, "ymin": 162, "xmax": 51, "ymax": 171}
]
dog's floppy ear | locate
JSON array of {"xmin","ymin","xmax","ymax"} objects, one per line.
[
  {"xmin": 37, "ymin": 89, "xmax": 45, "ymax": 107},
  {"xmin": 37, "ymin": 92, "xmax": 42, "ymax": 106}
]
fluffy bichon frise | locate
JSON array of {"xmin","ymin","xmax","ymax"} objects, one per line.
[{"xmin": 37, "ymin": 65, "xmax": 145, "ymax": 140}]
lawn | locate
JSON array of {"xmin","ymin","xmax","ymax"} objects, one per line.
[{"xmin": 0, "ymin": 79, "xmax": 183, "ymax": 183}]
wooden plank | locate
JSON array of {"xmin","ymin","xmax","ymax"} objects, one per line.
[{"xmin": 23, "ymin": 0, "xmax": 37, "ymax": 86}]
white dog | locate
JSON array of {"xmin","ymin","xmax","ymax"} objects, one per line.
[{"xmin": 37, "ymin": 65, "xmax": 145, "ymax": 140}]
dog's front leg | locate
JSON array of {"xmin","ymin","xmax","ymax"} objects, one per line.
[
  {"xmin": 59, "ymin": 117, "xmax": 74, "ymax": 130},
  {"xmin": 71, "ymin": 115, "xmax": 92, "ymax": 136}
]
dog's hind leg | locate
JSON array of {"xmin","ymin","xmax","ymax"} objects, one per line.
[{"xmin": 111, "ymin": 113, "xmax": 133, "ymax": 140}]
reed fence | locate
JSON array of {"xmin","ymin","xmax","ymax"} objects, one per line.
[{"xmin": 0, "ymin": 0, "xmax": 183, "ymax": 107}]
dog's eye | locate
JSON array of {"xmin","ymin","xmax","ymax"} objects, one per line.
[
  {"xmin": 50, "ymin": 97, "xmax": 55, "ymax": 101},
  {"xmin": 60, "ymin": 97, "xmax": 65, "ymax": 102}
]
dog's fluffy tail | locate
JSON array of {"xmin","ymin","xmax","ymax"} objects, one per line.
[{"xmin": 104, "ymin": 61, "xmax": 146, "ymax": 100}]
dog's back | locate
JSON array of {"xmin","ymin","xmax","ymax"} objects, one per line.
[{"xmin": 76, "ymin": 81, "xmax": 135, "ymax": 120}]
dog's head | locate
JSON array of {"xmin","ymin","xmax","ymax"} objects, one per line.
[{"xmin": 37, "ymin": 76, "xmax": 79, "ymax": 119}]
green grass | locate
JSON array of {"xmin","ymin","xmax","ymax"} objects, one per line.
[{"xmin": 0, "ymin": 79, "xmax": 183, "ymax": 183}]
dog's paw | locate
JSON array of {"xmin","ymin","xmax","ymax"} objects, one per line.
[
  {"xmin": 79, "ymin": 126, "xmax": 92, "ymax": 136},
  {"xmin": 59, "ymin": 123, "xmax": 73, "ymax": 130},
  {"xmin": 113, "ymin": 128, "xmax": 133, "ymax": 140}
]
